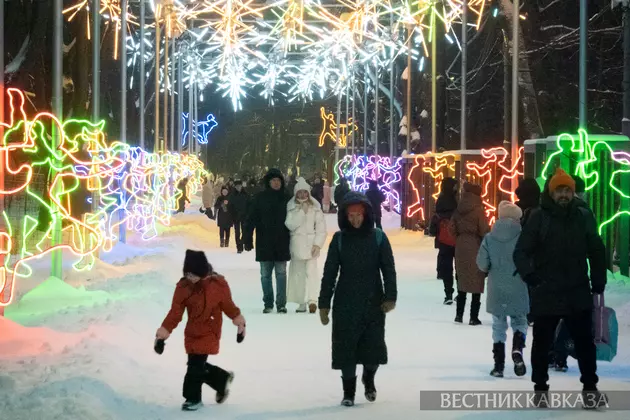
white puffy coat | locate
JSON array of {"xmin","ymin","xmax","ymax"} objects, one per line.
[{"xmin": 285, "ymin": 196, "xmax": 327, "ymax": 260}]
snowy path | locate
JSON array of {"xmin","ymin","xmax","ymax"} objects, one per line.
[{"xmin": 2, "ymin": 203, "xmax": 630, "ymax": 420}]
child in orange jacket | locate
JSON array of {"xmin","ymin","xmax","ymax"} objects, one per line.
[{"xmin": 156, "ymin": 250, "xmax": 246, "ymax": 411}]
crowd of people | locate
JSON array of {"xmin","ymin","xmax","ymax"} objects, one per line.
[
  {"xmin": 155, "ymin": 166, "xmax": 609, "ymax": 412},
  {"xmin": 430, "ymin": 168, "xmax": 607, "ymax": 408}
]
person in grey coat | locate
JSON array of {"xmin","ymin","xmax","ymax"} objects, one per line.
[
  {"xmin": 319, "ymin": 192, "xmax": 397, "ymax": 407},
  {"xmin": 477, "ymin": 201, "xmax": 529, "ymax": 379}
]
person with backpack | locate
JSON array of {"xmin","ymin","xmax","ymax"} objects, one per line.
[
  {"xmin": 476, "ymin": 201, "xmax": 529, "ymax": 378},
  {"xmin": 429, "ymin": 177, "xmax": 458, "ymax": 305},
  {"xmin": 449, "ymin": 182, "xmax": 489, "ymax": 325},
  {"xmin": 318, "ymin": 192, "xmax": 397, "ymax": 407},
  {"xmin": 513, "ymin": 168, "xmax": 607, "ymax": 408}
]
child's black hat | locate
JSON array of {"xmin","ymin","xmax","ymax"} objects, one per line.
[{"xmin": 183, "ymin": 250, "xmax": 210, "ymax": 278}]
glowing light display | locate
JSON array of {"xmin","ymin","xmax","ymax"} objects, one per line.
[
  {"xmin": 319, "ymin": 107, "xmax": 358, "ymax": 148},
  {"xmin": 334, "ymin": 154, "xmax": 402, "ymax": 213},
  {"xmin": 0, "ymin": 88, "xmax": 208, "ymax": 307},
  {"xmin": 181, "ymin": 113, "xmax": 219, "ymax": 145}
]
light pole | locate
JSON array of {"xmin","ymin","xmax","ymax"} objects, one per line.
[
  {"xmin": 511, "ymin": 0, "xmax": 520, "ymax": 190},
  {"xmin": 461, "ymin": 0, "xmax": 467, "ymax": 150},
  {"xmin": 51, "ymin": 0, "xmax": 63, "ymax": 278}
]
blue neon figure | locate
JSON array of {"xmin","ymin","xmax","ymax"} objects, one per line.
[{"xmin": 181, "ymin": 113, "xmax": 218, "ymax": 146}]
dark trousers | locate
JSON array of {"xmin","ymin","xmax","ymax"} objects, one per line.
[
  {"xmin": 177, "ymin": 198, "xmax": 186, "ymax": 213},
  {"xmin": 375, "ymin": 216, "xmax": 382, "ymax": 229},
  {"xmin": 183, "ymin": 354, "xmax": 230, "ymax": 402},
  {"xmin": 219, "ymin": 227, "xmax": 231, "ymax": 244},
  {"xmin": 531, "ymin": 310, "xmax": 598, "ymax": 389},
  {"xmin": 234, "ymin": 220, "xmax": 245, "ymax": 251},
  {"xmin": 437, "ymin": 244, "xmax": 455, "ymax": 297},
  {"xmin": 456, "ymin": 291, "xmax": 481, "ymax": 319},
  {"xmin": 341, "ymin": 364, "xmax": 379, "ymax": 379}
]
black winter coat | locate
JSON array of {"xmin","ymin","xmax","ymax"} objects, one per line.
[
  {"xmin": 243, "ymin": 169, "xmax": 291, "ymax": 262},
  {"xmin": 311, "ymin": 183, "xmax": 324, "ymax": 205},
  {"xmin": 319, "ymin": 192, "xmax": 397, "ymax": 370},
  {"xmin": 214, "ymin": 196, "xmax": 233, "ymax": 228},
  {"xmin": 228, "ymin": 189, "xmax": 249, "ymax": 221},
  {"xmin": 365, "ymin": 186, "xmax": 386, "ymax": 217},
  {"xmin": 513, "ymin": 194, "xmax": 606, "ymax": 316},
  {"xmin": 334, "ymin": 181, "xmax": 351, "ymax": 205}
]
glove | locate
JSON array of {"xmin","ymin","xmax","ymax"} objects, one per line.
[
  {"xmin": 154, "ymin": 338, "xmax": 165, "ymax": 355},
  {"xmin": 524, "ymin": 273, "xmax": 542, "ymax": 287},
  {"xmin": 156, "ymin": 326, "xmax": 170, "ymax": 340},
  {"xmin": 319, "ymin": 308, "xmax": 330, "ymax": 326},
  {"xmin": 381, "ymin": 301, "xmax": 396, "ymax": 313},
  {"xmin": 232, "ymin": 314, "xmax": 246, "ymax": 343},
  {"xmin": 311, "ymin": 245, "xmax": 321, "ymax": 258},
  {"xmin": 591, "ymin": 283, "xmax": 605, "ymax": 294}
]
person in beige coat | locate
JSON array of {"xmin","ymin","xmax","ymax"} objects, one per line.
[
  {"xmin": 200, "ymin": 177, "xmax": 216, "ymax": 219},
  {"xmin": 285, "ymin": 178, "xmax": 327, "ymax": 313},
  {"xmin": 449, "ymin": 182, "xmax": 489, "ymax": 325}
]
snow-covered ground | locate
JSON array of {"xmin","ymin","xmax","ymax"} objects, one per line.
[{"xmin": 2, "ymin": 197, "xmax": 630, "ymax": 420}]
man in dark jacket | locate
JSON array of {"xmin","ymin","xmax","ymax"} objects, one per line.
[
  {"xmin": 513, "ymin": 168, "xmax": 607, "ymax": 407},
  {"xmin": 319, "ymin": 192, "xmax": 397, "ymax": 407},
  {"xmin": 365, "ymin": 180, "xmax": 386, "ymax": 229},
  {"xmin": 334, "ymin": 177, "xmax": 351, "ymax": 207},
  {"xmin": 244, "ymin": 169, "xmax": 292, "ymax": 313},
  {"xmin": 429, "ymin": 177, "xmax": 458, "ymax": 305},
  {"xmin": 515, "ymin": 178, "xmax": 541, "ymax": 227},
  {"xmin": 311, "ymin": 176, "xmax": 324, "ymax": 206},
  {"xmin": 228, "ymin": 180, "xmax": 249, "ymax": 254}
]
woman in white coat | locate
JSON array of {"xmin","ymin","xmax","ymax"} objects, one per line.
[{"xmin": 286, "ymin": 177, "xmax": 327, "ymax": 313}]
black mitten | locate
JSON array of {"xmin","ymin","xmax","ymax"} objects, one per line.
[
  {"xmin": 154, "ymin": 338, "xmax": 165, "ymax": 354},
  {"xmin": 237, "ymin": 324, "xmax": 246, "ymax": 343}
]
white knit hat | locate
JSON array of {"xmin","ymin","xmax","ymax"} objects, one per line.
[
  {"xmin": 294, "ymin": 177, "xmax": 311, "ymax": 195},
  {"xmin": 498, "ymin": 200, "xmax": 523, "ymax": 221}
]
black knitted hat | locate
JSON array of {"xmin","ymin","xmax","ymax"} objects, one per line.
[{"xmin": 183, "ymin": 250, "xmax": 210, "ymax": 277}]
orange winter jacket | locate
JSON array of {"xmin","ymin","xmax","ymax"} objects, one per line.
[{"xmin": 161, "ymin": 274, "xmax": 241, "ymax": 355}]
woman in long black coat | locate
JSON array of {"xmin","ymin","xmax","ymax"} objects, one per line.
[{"xmin": 318, "ymin": 192, "xmax": 397, "ymax": 407}]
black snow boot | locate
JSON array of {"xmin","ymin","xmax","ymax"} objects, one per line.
[
  {"xmin": 533, "ymin": 384, "xmax": 550, "ymax": 408},
  {"xmin": 512, "ymin": 331, "xmax": 527, "ymax": 377},
  {"xmin": 362, "ymin": 368, "xmax": 377, "ymax": 402},
  {"xmin": 220, "ymin": 239, "xmax": 225, "ymax": 248},
  {"xmin": 582, "ymin": 385, "xmax": 609, "ymax": 410},
  {"xmin": 490, "ymin": 342, "xmax": 505, "ymax": 378},
  {"xmin": 454, "ymin": 293, "xmax": 465, "ymax": 323},
  {"xmin": 469, "ymin": 294, "xmax": 481, "ymax": 325},
  {"xmin": 341, "ymin": 376, "xmax": 356, "ymax": 407}
]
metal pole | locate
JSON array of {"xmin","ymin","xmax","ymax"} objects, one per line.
[
  {"xmin": 163, "ymin": 28, "xmax": 169, "ymax": 152},
  {"xmin": 0, "ymin": 0, "xmax": 5, "ymax": 312},
  {"xmin": 345, "ymin": 81, "xmax": 350, "ymax": 156},
  {"xmin": 406, "ymin": 24, "xmax": 412, "ymax": 152},
  {"xmin": 461, "ymin": 0, "xmax": 467, "ymax": 150},
  {"xmin": 170, "ymin": 37, "xmax": 175, "ymax": 152},
  {"xmin": 154, "ymin": 20, "xmax": 160, "ymax": 152},
  {"xmin": 579, "ymin": 0, "xmax": 587, "ymax": 129},
  {"xmin": 139, "ymin": 0, "xmax": 145, "ymax": 149},
  {"xmin": 177, "ymin": 47, "xmax": 183, "ymax": 153},
  {"xmin": 51, "ymin": 0, "xmax": 63, "ymax": 279},
  {"xmin": 352, "ymin": 75, "xmax": 356, "ymax": 155},
  {"xmin": 92, "ymin": 0, "xmax": 100, "ymax": 124},
  {"xmin": 511, "ymin": 0, "xmax": 520, "ymax": 190},
  {"xmin": 335, "ymin": 92, "xmax": 341, "ymax": 163},
  {"xmin": 188, "ymin": 78, "xmax": 193, "ymax": 154},
  {"xmin": 363, "ymin": 66, "xmax": 368, "ymax": 155},
  {"xmin": 119, "ymin": 0, "xmax": 128, "ymax": 244},
  {"xmin": 431, "ymin": 10, "xmax": 437, "ymax": 153},
  {"xmin": 375, "ymin": 64, "xmax": 379, "ymax": 156},
  {"xmin": 503, "ymin": 31, "xmax": 510, "ymax": 147},
  {"xmin": 620, "ymin": 2, "xmax": 630, "ymax": 277},
  {"xmin": 194, "ymin": 83, "xmax": 199, "ymax": 155},
  {"xmin": 389, "ymin": 10, "xmax": 394, "ymax": 157}
]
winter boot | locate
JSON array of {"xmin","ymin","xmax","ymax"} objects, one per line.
[
  {"xmin": 443, "ymin": 293, "xmax": 453, "ymax": 305},
  {"xmin": 308, "ymin": 302, "xmax": 317, "ymax": 313},
  {"xmin": 469, "ymin": 294, "xmax": 482, "ymax": 325},
  {"xmin": 533, "ymin": 384, "xmax": 550, "ymax": 408},
  {"xmin": 582, "ymin": 386, "xmax": 609, "ymax": 410},
  {"xmin": 225, "ymin": 238, "xmax": 230, "ymax": 248},
  {"xmin": 490, "ymin": 342, "xmax": 505, "ymax": 378},
  {"xmin": 454, "ymin": 293, "xmax": 465, "ymax": 323},
  {"xmin": 554, "ymin": 358, "xmax": 568, "ymax": 372},
  {"xmin": 362, "ymin": 369, "xmax": 377, "ymax": 402},
  {"xmin": 277, "ymin": 307, "xmax": 287, "ymax": 314},
  {"xmin": 215, "ymin": 371, "xmax": 234, "ymax": 404},
  {"xmin": 512, "ymin": 331, "xmax": 527, "ymax": 376},
  {"xmin": 341, "ymin": 376, "xmax": 356, "ymax": 407},
  {"xmin": 262, "ymin": 307, "xmax": 273, "ymax": 314},
  {"xmin": 220, "ymin": 239, "xmax": 225, "ymax": 248},
  {"xmin": 296, "ymin": 304, "xmax": 307, "ymax": 313},
  {"xmin": 181, "ymin": 400, "xmax": 203, "ymax": 411}
]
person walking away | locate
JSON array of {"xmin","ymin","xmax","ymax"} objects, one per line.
[
  {"xmin": 365, "ymin": 179, "xmax": 386, "ymax": 229},
  {"xmin": 334, "ymin": 177, "xmax": 351, "ymax": 208},
  {"xmin": 319, "ymin": 192, "xmax": 397, "ymax": 407},
  {"xmin": 322, "ymin": 180, "xmax": 332, "ymax": 213},
  {"xmin": 155, "ymin": 250, "xmax": 246, "ymax": 411},
  {"xmin": 513, "ymin": 168, "xmax": 607, "ymax": 408},
  {"xmin": 311, "ymin": 176, "xmax": 324, "ymax": 207},
  {"xmin": 286, "ymin": 178, "xmax": 327, "ymax": 313},
  {"xmin": 201, "ymin": 177, "xmax": 215, "ymax": 219},
  {"xmin": 449, "ymin": 182, "xmax": 489, "ymax": 325},
  {"xmin": 177, "ymin": 177, "xmax": 191, "ymax": 213},
  {"xmin": 429, "ymin": 177, "xmax": 458, "ymax": 305},
  {"xmin": 228, "ymin": 180, "xmax": 249, "ymax": 253},
  {"xmin": 214, "ymin": 187, "xmax": 233, "ymax": 248},
  {"xmin": 476, "ymin": 201, "xmax": 529, "ymax": 378},
  {"xmin": 244, "ymin": 168, "xmax": 292, "ymax": 313}
]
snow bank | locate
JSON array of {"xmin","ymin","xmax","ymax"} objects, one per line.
[{"xmin": 0, "ymin": 317, "xmax": 84, "ymax": 357}]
